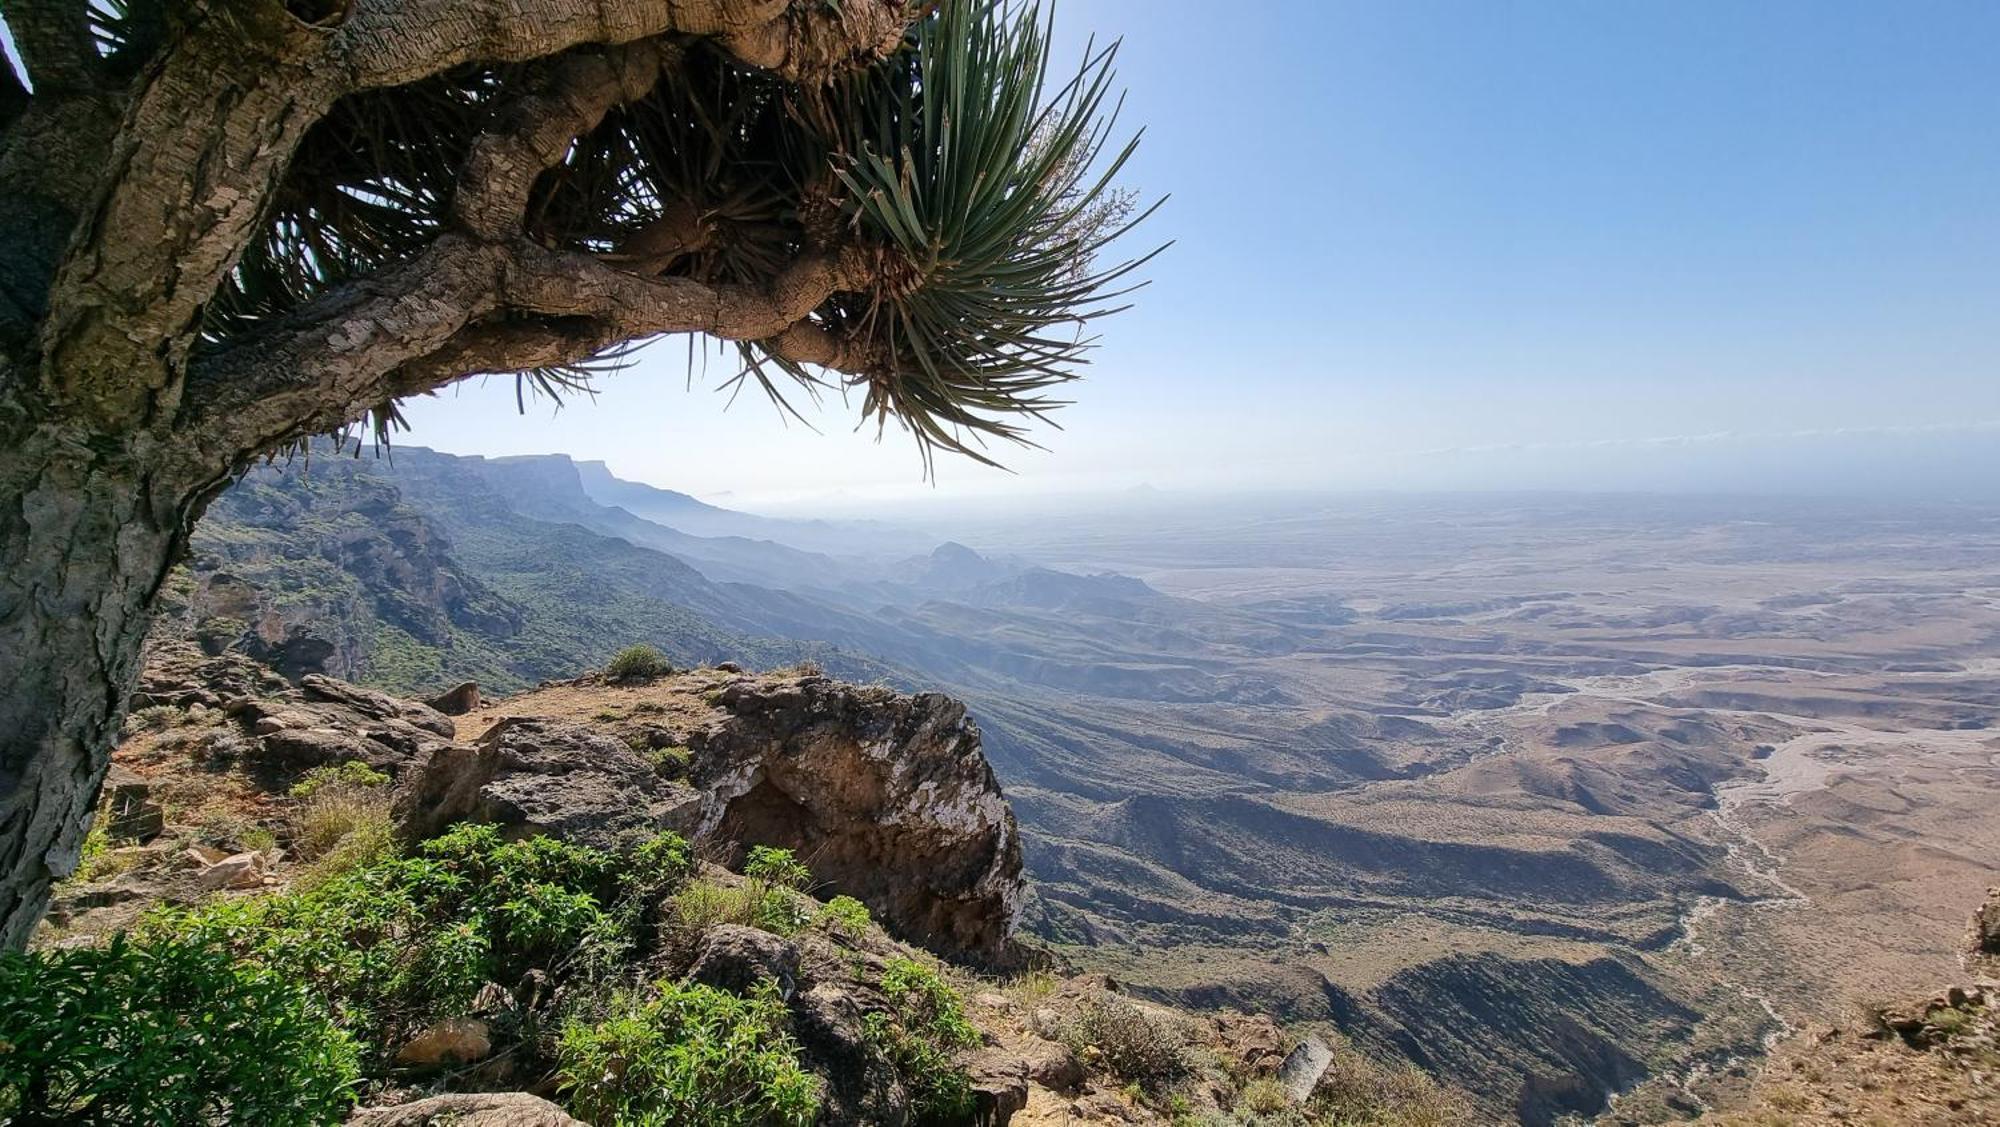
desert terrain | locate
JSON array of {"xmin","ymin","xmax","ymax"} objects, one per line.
[{"xmin": 178, "ymin": 455, "xmax": 2000, "ymax": 1122}]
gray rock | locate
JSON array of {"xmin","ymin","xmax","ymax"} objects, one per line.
[
  {"xmin": 685, "ymin": 924, "xmax": 800, "ymax": 1000},
  {"xmin": 1975, "ymin": 887, "xmax": 2000, "ymax": 955},
  {"xmin": 346, "ymin": 1093, "xmax": 583, "ymax": 1127},
  {"xmin": 302, "ymin": 674, "xmax": 455, "ymax": 738},
  {"xmin": 692, "ymin": 675, "xmax": 1025, "ymax": 964},
  {"xmin": 427, "ymin": 681, "xmax": 481, "ymax": 716},
  {"xmin": 102, "ymin": 765, "xmax": 164, "ymax": 842},
  {"xmin": 394, "ymin": 718, "xmax": 700, "ymax": 850},
  {"xmin": 1277, "ymin": 1035, "xmax": 1334, "ymax": 1103}
]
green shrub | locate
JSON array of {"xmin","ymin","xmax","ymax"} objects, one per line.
[
  {"xmin": 556, "ymin": 980, "xmax": 817, "ymax": 1126},
  {"xmin": 145, "ymin": 824, "xmax": 628, "ymax": 1065},
  {"xmin": 635, "ymin": 830, "xmax": 694, "ymax": 890},
  {"xmin": 0, "ymin": 935, "xmax": 358, "ymax": 1124},
  {"xmin": 1308, "ymin": 1048, "xmax": 1473, "ymax": 1127},
  {"xmin": 646, "ymin": 744, "xmax": 693, "ymax": 777},
  {"xmin": 744, "ymin": 846, "xmax": 811, "ymax": 891},
  {"xmin": 606, "ymin": 644, "xmax": 672, "ymax": 682},
  {"xmin": 288, "ymin": 761, "xmax": 390, "ymax": 799},
  {"xmin": 813, "ymin": 895, "xmax": 871, "ymax": 938},
  {"xmin": 865, "ymin": 958, "xmax": 980, "ymax": 1123}
]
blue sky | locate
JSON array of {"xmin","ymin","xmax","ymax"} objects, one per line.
[{"xmin": 406, "ymin": 4, "xmax": 1997, "ymax": 503}]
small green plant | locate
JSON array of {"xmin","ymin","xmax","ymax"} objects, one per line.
[
  {"xmin": 0, "ymin": 935, "xmax": 358, "ymax": 1123},
  {"xmin": 646, "ymin": 743, "xmax": 693, "ymax": 776},
  {"xmin": 606, "ymin": 643, "xmax": 672, "ymax": 682},
  {"xmin": 556, "ymin": 980, "xmax": 818, "ymax": 1126},
  {"xmin": 634, "ymin": 830, "xmax": 694, "ymax": 890},
  {"xmin": 288, "ymin": 760, "xmax": 391, "ymax": 799},
  {"xmin": 744, "ymin": 846, "xmax": 811, "ymax": 891},
  {"xmin": 61, "ymin": 822, "xmax": 133, "ymax": 885},
  {"xmin": 813, "ymin": 895, "xmax": 871, "ymax": 938},
  {"xmin": 865, "ymin": 957, "xmax": 980, "ymax": 1123}
]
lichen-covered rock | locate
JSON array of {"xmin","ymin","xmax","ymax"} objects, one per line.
[
  {"xmin": 394, "ymin": 718, "xmax": 701, "ymax": 850},
  {"xmin": 687, "ymin": 674, "xmax": 1024, "ymax": 964},
  {"xmin": 686, "ymin": 924, "xmax": 801, "ymax": 1000}
]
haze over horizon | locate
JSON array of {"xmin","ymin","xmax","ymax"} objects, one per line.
[{"xmin": 391, "ymin": 0, "xmax": 2000, "ymax": 509}]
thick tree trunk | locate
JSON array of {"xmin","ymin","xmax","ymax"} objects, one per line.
[{"xmin": 0, "ymin": 389, "xmax": 200, "ymax": 947}]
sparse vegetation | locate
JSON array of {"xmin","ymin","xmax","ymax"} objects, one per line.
[
  {"xmin": 556, "ymin": 980, "xmax": 818, "ymax": 1126},
  {"xmin": 288, "ymin": 761, "xmax": 390, "ymax": 799},
  {"xmin": 0, "ymin": 935, "xmax": 359, "ymax": 1124},
  {"xmin": 606, "ymin": 644, "xmax": 672, "ymax": 683},
  {"xmin": 1059, "ymin": 991, "xmax": 1195, "ymax": 1091},
  {"xmin": 865, "ymin": 957, "xmax": 981, "ymax": 1123},
  {"xmin": 814, "ymin": 895, "xmax": 872, "ymax": 939}
]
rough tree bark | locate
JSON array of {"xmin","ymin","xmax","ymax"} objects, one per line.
[{"xmin": 0, "ymin": 0, "xmax": 915, "ymax": 948}]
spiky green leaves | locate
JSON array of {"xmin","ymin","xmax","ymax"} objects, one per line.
[{"xmin": 813, "ymin": 0, "xmax": 1163, "ymax": 467}]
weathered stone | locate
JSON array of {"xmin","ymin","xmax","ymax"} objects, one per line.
[
  {"xmin": 346, "ymin": 1093, "xmax": 584, "ymax": 1127},
  {"xmin": 302, "ymin": 674, "xmax": 456, "ymax": 738},
  {"xmin": 691, "ymin": 675, "xmax": 1025, "ymax": 964},
  {"xmin": 427, "ymin": 682, "xmax": 481, "ymax": 716},
  {"xmin": 1277, "ymin": 1035, "xmax": 1334, "ymax": 1103},
  {"xmin": 965, "ymin": 1048, "xmax": 1030, "ymax": 1124},
  {"xmin": 196, "ymin": 850, "xmax": 268, "ymax": 890},
  {"xmin": 685, "ymin": 924, "xmax": 800, "ymax": 1000},
  {"xmin": 394, "ymin": 718, "xmax": 701, "ymax": 850},
  {"xmin": 182, "ymin": 843, "xmax": 229, "ymax": 867},
  {"xmin": 1022, "ymin": 1040, "xmax": 1086, "ymax": 1090},
  {"xmin": 102, "ymin": 765, "xmax": 164, "ymax": 842},
  {"xmin": 1974, "ymin": 887, "xmax": 2000, "ymax": 956},
  {"xmin": 395, "ymin": 1017, "xmax": 493, "ymax": 1067}
]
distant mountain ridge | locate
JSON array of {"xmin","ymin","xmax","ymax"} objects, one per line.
[{"xmin": 163, "ymin": 442, "xmax": 1848, "ymax": 1123}]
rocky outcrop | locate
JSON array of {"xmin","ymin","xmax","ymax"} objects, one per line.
[
  {"xmin": 1973, "ymin": 887, "xmax": 2000, "ymax": 958},
  {"xmin": 453, "ymin": 668, "xmax": 1028, "ymax": 965},
  {"xmin": 347, "ymin": 1094, "xmax": 582, "ymax": 1127},
  {"xmin": 132, "ymin": 646, "xmax": 455, "ymax": 778},
  {"xmin": 687, "ymin": 674, "xmax": 1024, "ymax": 965},
  {"xmin": 395, "ymin": 718, "xmax": 701, "ymax": 851}
]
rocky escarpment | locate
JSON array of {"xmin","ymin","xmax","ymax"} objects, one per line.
[
  {"xmin": 113, "ymin": 647, "xmax": 1023, "ymax": 965},
  {"xmin": 448, "ymin": 667, "xmax": 1025, "ymax": 965},
  {"xmin": 51, "ymin": 647, "xmax": 1476, "ymax": 1126}
]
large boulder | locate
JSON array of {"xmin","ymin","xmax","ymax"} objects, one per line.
[
  {"xmin": 684, "ymin": 674, "xmax": 1025, "ymax": 965},
  {"xmin": 394, "ymin": 718, "xmax": 701, "ymax": 850}
]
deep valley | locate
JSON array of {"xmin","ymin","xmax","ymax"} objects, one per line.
[{"xmin": 170, "ymin": 449, "xmax": 2000, "ymax": 1124}]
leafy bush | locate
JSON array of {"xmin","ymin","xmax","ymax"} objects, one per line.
[
  {"xmin": 743, "ymin": 845, "xmax": 811, "ymax": 890},
  {"xmin": 605, "ymin": 644, "xmax": 671, "ymax": 682},
  {"xmin": 634, "ymin": 830, "xmax": 694, "ymax": 890},
  {"xmin": 0, "ymin": 935, "xmax": 358, "ymax": 1124},
  {"xmin": 556, "ymin": 980, "xmax": 817, "ymax": 1126},
  {"xmin": 813, "ymin": 895, "xmax": 871, "ymax": 938},
  {"xmin": 146, "ymin": 824, "xmax": 628, "ymax": 1063},
  {"xmin": 287, "ymin": 761, "xmax": 390, "ymax": 799},
  {"xmin": 864, "ymin": 958, "xmax": 980, "ymax": 1123},
  {"xmin": 1059, "ymin": 992, "xmax": 1192, "ymax": 1091}
]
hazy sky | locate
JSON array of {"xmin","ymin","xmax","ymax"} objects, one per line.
[{"xmin": 386, "ymin": 2, "xmax": 2000, "ymax": 506}]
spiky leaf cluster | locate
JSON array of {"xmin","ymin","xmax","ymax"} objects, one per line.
[{"xmin": 198, "ymin": 0, "xmax": 1156, "ymax": 467}]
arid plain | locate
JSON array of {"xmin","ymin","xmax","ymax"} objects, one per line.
[{"xmin": 926, "ymin": 493, "xmax": 2000, "ymax": 1122}]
